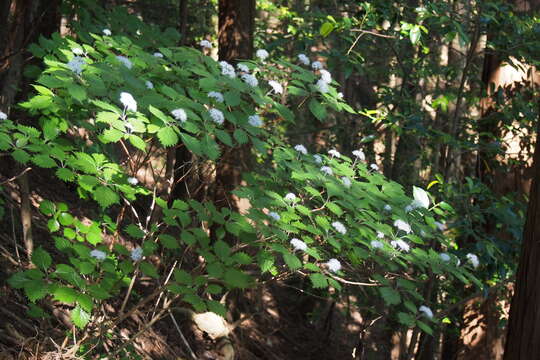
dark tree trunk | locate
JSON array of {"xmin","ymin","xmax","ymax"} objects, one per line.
[
  {"xmin": 214, "ymin": 0, "xmax": 255, "ymax": 216},
  {"xmin": 218, "ymin": 0, "xmax": 255, "ymax": 63},
  {"xmin": 503, "ymin": 119, "xmax": 540, "ymax": 359}
]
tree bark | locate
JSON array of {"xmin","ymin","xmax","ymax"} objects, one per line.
[
  {"xmin": 503, "ymin": 119, "xmax": 540, "ymax": 359},
  {"xmin": 214, "ymin": 0, "xmax": 255, "ymax": 216}
]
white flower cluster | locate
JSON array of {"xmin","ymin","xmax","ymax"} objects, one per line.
[
  {"xmin": 237, "ymin": 63, "xmax": 250, "ymax": 72},
  {"xmin": 171, "ymin": 108, "xmax": 187, "ymax": 122},
  {"xmin": 208, "ymin": 108, "xmax": 224, "ymax": 125},
  {"xmin": 313, "ymin": 154, "xmax": 322, "ymax": 164},
  {"xmin": 248, "ymin": 114, "xmax": 262, "ymax": 127},
  {"xmin": 0, "ymin": 111, "xmax": 7, "ymax": 120},
  {"xmin": 326, "ymin": 258, "xmax": 341, "ymax": 272},
  {"xmin": 103, "ymin": 28, "xmax": 112, "ymax": 36},
  {"xmin": 352, "ymin": 149, "xmax": 365, "ymax": 161},
  {"xmin": 332, "ymin": 221, "xmax": 347, "ymax": 235},
  {"xmin": 268, "ymin": 80, "xmax": 283, "ymax": 94},
  {"xmin": 242, "ymin": 73, "xmax": 258, "ymax": 87},
  {"xmin": 384, "ymin": 204, "xmax": 392, "ymax": 211},
  {"xmin": 298, "ymin": 53, "xmax": 310, "ymax": 66},
  {"xmin": 294, "ymin": 144, "xmax": 308, "ymax": 155},
  {"xmin": 377, "ymin": 231, "xmax": 385, "ymax": 238},
  {"xmin": 219, "ymin": 61, "xmax": 236, "ymax": 78},
  {"xmin": 145, "ymin": 80, "xmax": 154, "ymax": 89},
  {"xmin": 268, "ymin": 211, "xmax": 280, "ymax": 221},
  {"xmin": 131, "ymin": 247, "xmax": 143, "ymax": 261},
  {"xmin": 127, "ymin": 177, "xmax": 138, "ymax": 185},
  {"xmin": 328, "ymin": 149, "xmax": 341, "ymax": 158},
  {"xmin": 341, "ymin": 176, "xmax": 351, "ymax": 188},
  {"xmin": 419, "ymin": 305, "xmax": 434, "ymax": 319},
  {"xmin": 200, "ymin": 39, "xmax": 212, "ymax": 49},
  {"xmin": 439, "ymin": 253, "xmax": 451, "ymax": 262},
  {"xmin": 320, "ymin": 166, "xmax": 333, "ymax": 176},
  {"xmin": 371, "ymin": 240, "xmax": 384, "ymax": 249},
  {"xmin": 116, "ymin": 55, "xmax": 132, "ymax": 69},
  {"xmin": 312, "ymin": 61, "xmax": 323, "ymax": 70},
  {"xmin": 90, "ymin": 249, "xmax": 106, "ymax": 260},
  {"xmin": 67, "ymin": 56, "xmax": 86, "ymax": 75},
  {"xmin": 256, "ymin": 49, "xmax": 269, "ymax": 61},
  {"xmin": 72, "ymin": 47, "xmax": 84, "ymax": 55},
  {"xmin": 466, "ymin": 253, "xmax": 479, "ymax": 268},
  {"xmin": 120, "ymin": 92, "xmax": 137, "ymax": 112},
  {"xmin": 370, "ymin": 163, "xmax": 379, "ymax": 171},
  {"xmin": 391, "ymin": 239, "xmax": 410, "ymax": 252},
  {"xmin": 284, "ymin": 193, "xmax": 296, "ymax": 202},
  {"xmin": 208, "ymin": 91, "xmax": 224, "ymax": 103},
  {"xmin": 290, "ymin": 238, "xmax": 307, "ymax": 251},
  {"xmin": 394, "ymin": 219, "xmax": 411, "ymax": 233},
  {"xmin": 153, "ymin": 52, "xmax": 164, "ymax": 58}
]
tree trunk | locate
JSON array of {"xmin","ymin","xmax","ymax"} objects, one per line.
[
  {"xmin": 214, "ymin": 0, "xmax": 255, "ymax": 217},
  {"xmin": 503, "ymin": 119, "xmax": 540, "ymax": 359}
]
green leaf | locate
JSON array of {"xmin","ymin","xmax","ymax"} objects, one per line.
[
  {"xmin": 180, "ymin": 133, "xmax": 203, "ymax": 156},
  {"xmin": 39, "ymin": 200, "xmax": 56, "ymax": 216},
  {"xmin": 24, "ymin": 279, "xmax": 48, "ymax": 302},
  {"xmin": 56, "ymin": 168, "xmax": 75, "ymax": 182},
  {"xmin": 206, "ymin": 300, "xmax": 227, "ymax": 317},
  {"xmin": 416, "ymin": 320, "xmax": 433, "ymax": 335},
  {"xmin": 223, "ymin": 91, "xmax": 241, "ymax": 106},
  {"xmin": 125, "ymin": 224, "xmax": 145, "ymax": 239},
  {"xmin": 96, "ymin": 111, "xmax": 120, "ymax": 124},
  {"xmin": 129, "ymin": 134, "xmax": 147, "ymax": 151},
  {"xmin": 32, "ymin": 247, "xmax": 52, "ymax": 270},
  {"xmin": 309, "ymin": 273, "xmax": 328, "ymax": 288},
  {"xmin": 320, "ymin": 22, "xmax": 335, "ymax": 37},
  {"xmin": 380, "ymin": 287, "xmax": 401, "ymax": 305},
  {"xmin": 159, "ymin": 234, "xmax": 179, "ymax": 249},
  {"xmin": 12, "ymin": 149, "xmax": 30, "ymax": 163},
  {"xmin": 283, "ymin": 253, "xmax": 302, "ymax": 271},
  {"xmin": 410, "ymin": 25, "xmax": 421, "ymax": 45},
  {"xmin": 224, "ymin": 268, "xmax": 251, "ymax": 288},
  {"xmin": 7, "ymin": 272, "xmax": 30, "ymax": 289},
  {"xmin": 53, "ymin": 286, "xmax": 78, "ymax": 303},
  {"xmin": 71, "ymin": 305, "xmax": 91, "ymax": 329},
  {"xmin": 140, "ymin": 261, "xmax": 159, "ymax": 278},
  {"xmin": 398, "ymin": 312, "xmax": 416, "ymax": 327},
  {"xmin": 101, "ymin": 128, "xmax": 124, "ymax": 143},
  {"xmin": 308, "ymin": 99, "xmax": 326, "ymax": 121},
  {"xmin": 68, "ymin": 84, "xmax": 87, "ymax": 103},
  {"xmin": 173, "ymin": 269, "xmax": 192, "ymax": 284},
  {"xmin": 157, "ymin": 127, "xmax": 178, "ymax": 147},
  {"xmin": 215, "ymin": 129, "xmax": 233, "ymax": 146},
  {"xmin": 93, "ymin": 186, "xmax": 119, "ymax": 208},
  {"xmin": 233, "ymin": 129, "xmax": 248, "ymax": 144}
]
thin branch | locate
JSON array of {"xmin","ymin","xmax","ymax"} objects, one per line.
[
  {"xmin": 0, "ymin": 167, "xmax": 31, "ymax": 185},
  {"xmin": 168, "ymin": 310, "xmax": 197, "ymax": 360}
]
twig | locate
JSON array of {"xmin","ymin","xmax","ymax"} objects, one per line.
[
  {"xmin": 321, "ymin": 271, "xmax": 381, "ymax": 287},
  {"xmin": 168, "ymin": 310, "xmax": 197, "ymax": 360},
  {"xmin": 0, "ymin": 167, "xmax": 31, "ymax": 185},
  {"xmin": 350, "ymin": 29, "xmax": 396, "ymax": 38},
  {"xmin": 119, "ymin": 264, "xmax": 140, "ymax": 315}
]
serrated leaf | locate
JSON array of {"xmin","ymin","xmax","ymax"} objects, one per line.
[
  {"xmin": 32, "ymin": 247, "xmax": 52, "ymax": 270},
  {"xmin": 309, "ymin": 273, "xmax": 328, "ymax": 288},
  {"xmin": 233, "ymin": 129, "xmax": 248, "ymax": 144},
  {"xmin": 214, "ymin": 240, "xmax": 230, "ymax": 259},
  {"xmin": 12, "ymin": 149, "xmax": 30, "ymax": 163},
  {"xmin": 180, "ymin": 133, "xmax": 203, "ymax": 156},
  {"xmin": 93, "ymin": 186, "xmax": 119, "ymax": 208},
  {"xmin": 157, "ymin": 127, "xmax": 178, "ymax": 147},
  {"xmin": 24, "ymin": 279, "xmax": 48, "ymax": 302},
  {"xmin": 398, "ymin": 312, "xmax": 416, "ymax": 327},
  {"xmin": 224, "ymin": 268, "xmax": 251, "ymax": 288},
  {"xmin": 56, "ymin": 168, "xmax": 75, "ymax": 181},
  {"xmin": 416, "ymin": 320, "xmax": 433, "ymax": 335},
  {"xmin": 71, "ymin": 305, "xmax": 90, "ymax": 329},
  {"xmin": 140, "ymin": 261, "xmax": 159, "ymax": 278},
  {"xmin": 380, "ymin": 286, "xmax": 401, "ymax": 305},
  {"xmin": 206, "ymin": 300, "xmax": 227, "ymax": 317},
  {"xmin": 160, "ymin": 234, "xmax": 179, "ymax": 249},
  {"xmin": 125, "ymin": 224, "xmax": 145, "ymax": 239},
  {"xmin": 215, "ymin": 129, "xmax": 233, "ymax": 146},
  {"xmin": 129, "ymin": 134, "xmax": 146, "ymax": 151},
  {"xmin": 7, "ymin": 272, "xmax": 30, "ymax": 289},
  {"xmin": 53, "ymin": 286, "xmax": 78, "ymax": 303},
  {"xmin": 68, "ymin": 84, "xmax": 86, "ymax": 103},
  {"xmin": 101, "ymin": 128, "xmax": 124, "ymax": 143},
  {"xmin": 283, "ymin": 253, "xmax": 302, "ymax": 270}
]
